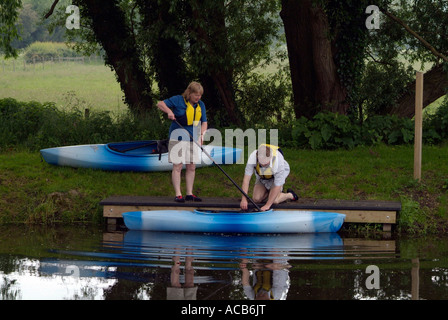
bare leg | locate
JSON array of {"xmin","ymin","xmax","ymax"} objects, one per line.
[
  {"xmin": 274, "ymin": 191, "xmax": 294, "ymax": 204},
  {"xmin": 253, "ymin": 183, "xmax": 269, "ymax": 203},
  {"xmin": 172, "ymin": 163, "xmax": 183, "ymax": 197},
  {"xmin": 185, "ymin": 163, "xmax": 196, "ymax": 195}
]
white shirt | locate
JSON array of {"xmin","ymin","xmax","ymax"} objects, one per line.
[{"xmin": 244, "ymin": 149, "xmax": 290, "ymax": 188}]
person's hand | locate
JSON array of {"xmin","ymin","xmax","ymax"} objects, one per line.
[
  {"xmin": 168, "ymin": 112, "xmax": 176, "ymax": 121},
  {"xmin": 260, "ymin": 204, "xmax": 271, "ymax": 211},
  {"xmin": 240, "ymin": 198, "xmax": 248, "ymax": 210}
]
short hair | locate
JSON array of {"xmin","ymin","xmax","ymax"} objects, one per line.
[{"xmin": 182, "ymin": 81, "xmax": 204, "ymax": 100}]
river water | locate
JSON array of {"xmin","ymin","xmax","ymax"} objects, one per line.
[{"xmin": 1, "ymin": 225, "xmax": 448, "ymax": 300}]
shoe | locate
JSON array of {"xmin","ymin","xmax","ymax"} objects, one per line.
[
  {"xmin": 174, "ymin": 195, "xmax": 185, "ymax": 203},
  {"xmin": 287, "ymin": 188, "xmax": 298, "ymax": 201},
  {"xmin": 185, "ymin": 194, "xmax": 202, "ymax": 202}
]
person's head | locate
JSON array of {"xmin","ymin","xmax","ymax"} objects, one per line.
[
  {"xmin": 257, "ymin": 145, "xmax": 272, "ymax": 167},
  {"xmin": 183, "ymin": 81, "xmax": 204, "ymax": 104}
]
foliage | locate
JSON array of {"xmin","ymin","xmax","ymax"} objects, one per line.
[
  {"xmin": 423, "ymin": 96, "xmax": 448, "ymax": 144},
  {"xmin": 355, "ymin": 59, "xmax": 415, "ymax": 117},
  {"xmin": 289, "ymin": 110, "xmax": 444, "ymax": 150},
  {"xmin": 235, "ymin": 61, "xmax": 294, "ymax": 128},
  {"xmin": 0, "ymin": 98, "xmax": 169, "ymax": 152},
  {"xmin": 2, "ymin": 97, "xmax": 448, "ymax": 152},
  {"xmin": 23, "ymin": 41, "xmax": 81, "ymax": 62},
  {"xmin": 292, "ymin": 112, "xmax": 361, "ymax": 150},
  {"xmin": 0, "ymin": 0, "xmax": 22, "ymax": 58},
  {"xmin": 325, "ymin": 0, "xmax": 372, "ymax": 104}
]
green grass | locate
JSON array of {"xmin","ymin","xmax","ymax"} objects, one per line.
[
  {"xmin": 1, "ymin": 144, "xmax": 447, "ymax": 233},
  {"xmin": 0, "ymin": 56, "xmax": 127, "ymax": 113}
]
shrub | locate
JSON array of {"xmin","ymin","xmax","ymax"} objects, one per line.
[
  {"xmin": 423, "ymin": 98, "xmax": 448, "ymax": 144},
  {"xmin": 23, "ymin": 42, "xmax": 80, "ymax": 63},
  {"xmin": 0, "ymin": 98, "xmax": 169, "ymax": 152},
  {"xmin": 289, "ymin": 111, "xmax": 434, "ymax": 150},
  {"xmin": 292, "ymin": 112, "xmax": 361, "ymax": 150}
]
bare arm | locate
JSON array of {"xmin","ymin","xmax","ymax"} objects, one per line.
[
  {"xmin": 157, "ymin": 101, "xmax": 176, "ymax": 120},
  {"xmin": 240, "ymin": 174, "xmax": 252, "ymax": 210},
  {"xmin": 261, "ymin": 185, "xmax": 282, "ymax": 211}
]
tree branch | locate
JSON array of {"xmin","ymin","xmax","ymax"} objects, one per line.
[
  {"xmin": 366, "ymin": 49, "xmax": 395, "ymax": 67},
  {"xmin": 44, "ymin": 0, "xmax": 60, "ymax": 19},
  {"xmin": 379, "ymin": 7, "xmax": 448, "ymax": 63}
]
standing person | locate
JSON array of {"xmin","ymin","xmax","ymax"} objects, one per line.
[
  {"xmin": 157, "ymin": 81, "xmax": 208, "ymax": 203},
  {"xmin": 240, "ymin": 144, "xmax": 298, "ymax": 211}
]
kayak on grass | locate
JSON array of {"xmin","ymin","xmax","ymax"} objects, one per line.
[
  {"xmin": 122, "ymin": 209, "xmax": 345, "ymax": 233},
  {"xmin": 40, "ymin": 140, "xmax": 242, "ymax": 172}
]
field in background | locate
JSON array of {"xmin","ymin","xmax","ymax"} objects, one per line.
[
  {"xmin": 2, "ymin": 54, "xmax": 445, "ymax": 119},
  {"xmin": 0, "ymin": 56, "xmax": 128, "ymax": 114}
]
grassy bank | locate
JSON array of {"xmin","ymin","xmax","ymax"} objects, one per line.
[{"xmin": 1, "ymin": 144, "xmax": 447, "ymax": 234}]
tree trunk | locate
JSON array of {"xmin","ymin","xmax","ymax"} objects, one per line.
[
  {"xmin": 383, "ymin": 64, "xmax": 448, "ymax": 118},
  {"xmin": 137, "ymin": 0, "xmax": 188, "ymax": 97},
  {"xmin": 80, "ymin": 0, "xmax": 153, "ymax": 114},
  {"xmin": 280, "ymin": 0, "xmax": 349, "ymax": 119},
  {"xmin": 189, "ymin": 0, "xmax": 241, "ymax": 126}
]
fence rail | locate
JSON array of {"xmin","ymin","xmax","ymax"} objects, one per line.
[{"xmin": 1, "ymin": 56, "xmax": 103, "ymax": 72}]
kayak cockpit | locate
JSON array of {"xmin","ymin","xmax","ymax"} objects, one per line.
[{"xmin": 107, "ymin": 140, "xmax": 169, "ymax": 156}]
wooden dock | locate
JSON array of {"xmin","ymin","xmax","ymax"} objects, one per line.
[{"xmin": 100, "ymin": 196, "xmax": 401, "ymax": 231}]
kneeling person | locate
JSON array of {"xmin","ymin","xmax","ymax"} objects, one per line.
[{"xmin": 240, "ymin": 144, "xmax": 298, "ymax": 211}]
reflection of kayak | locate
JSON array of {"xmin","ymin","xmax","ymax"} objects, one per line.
[
  {"xmin": 40, "ymin": 140, "xmax": 242, "ymax": 172},
  {"xmin": 124, "ymin": 230, "xmax": 344, "ymax": 255},
  {"xmin": 123, "ymin": 209, "xmax": 345, "ymax": 233}
]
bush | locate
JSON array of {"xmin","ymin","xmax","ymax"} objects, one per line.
[
  {"xmin": 236, "ymin": 67, "xmax": 294, "ymax": 128},
  {"xmin": 423, "ymin": 98, "xmax": 448, "ymax": 144},
  {"xmin": 1, "ymin": 97, "xmax": 447, "ymax": 152},
  {"xmin": 292, "ymin": 112, "xmax": 361, "ymax": 150},
  {"xmin": 289, "ymin": 110, "xmax": 441, "ymax": 150},
  {"xmin": 363, "ymin": 115, "xmax": 414, "ymax": 145},
  {"xmin": 23, "ymin": 42, "xmax": 80, "ymax": 63},
  {"xmin": 0, "ymin": 98, "xmax": 169, "ymax": 151}
]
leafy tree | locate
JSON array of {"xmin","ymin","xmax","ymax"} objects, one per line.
[
  {"xmin": 280, "ymin": 0, "xmax": 371, "ymax": 119},
  {"xmin": 371, "ymin": 0, "xmax": 448, "ymax": 118},
  {"xmin": 55, "ymin": 0, "xmax": 280, "ymax": 121},
  {"xmin": 0, "ymin": 0, "xmax": 22, "ymax": 58},
  {"xmin": 2, "ymin": 0, "xmax": 447, "ymax": 123}
]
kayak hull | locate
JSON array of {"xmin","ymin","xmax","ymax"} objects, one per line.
[
  {"xmin": 40, "ymin": 140, "xmax": 242, "ymax": 172},
  {"xmin": 123, "ymin": 209, "xmax": 345, "ymax": 233}
]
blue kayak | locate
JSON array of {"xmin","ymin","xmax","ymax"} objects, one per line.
[
  {"xmin": 122, "ymin": 209, "xmax": 345, "ymax": 233},
  {"xmin": 40, "ymin": 140, "xmax": 242, "ymax": 172}
]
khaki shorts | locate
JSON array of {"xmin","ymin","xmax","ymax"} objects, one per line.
[
  {"xmin": 168, "ymin": 140, "xmax": 201, "ymax": 164},
  {"xmin": 166, "ymin": 286, "xmax": 198, "ymax": 300}
]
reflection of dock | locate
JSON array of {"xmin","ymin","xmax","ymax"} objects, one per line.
[
  {"xmin": 342, "ymin": 238, "xmax": 396, "ymax": 257},
  {"xmin": 100, "ymin": 196, "xmax": 400, "ymax": 231}
]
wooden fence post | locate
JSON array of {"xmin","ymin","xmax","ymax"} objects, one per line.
[{"xmin": 414, "ymin": 72, "xmax": 423, "ymax": 182}]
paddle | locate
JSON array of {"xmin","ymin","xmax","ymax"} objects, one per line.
[{"xmin": 173, "ymin": 119, "xmax": 261, "ymax": 212}]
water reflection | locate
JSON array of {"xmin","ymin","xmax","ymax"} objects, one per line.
[
  {"xmin": 119, "ymin": 232, "xmax": 344, "ymax": 300},
  {"xmin": 1, "ymin": 226, "xmax": 448, "ymax": 300}
]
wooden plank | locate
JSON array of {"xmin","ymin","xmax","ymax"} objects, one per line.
[
  {"xmin": 414, "ymin": 71, "xmax": 423, "ymax": 181},
  {"xmin": 278, "ymin": 208, "xmax": 396, "ymax": 224},
  {"xmin": 100, "ymin": 196, "xmax": 402, "ymax": 211},
  {"xmin": 101, "ymin": 196, "xmax": 399, "ymax": 224}
]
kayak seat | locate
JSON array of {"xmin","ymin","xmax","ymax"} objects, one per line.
[{"xmin": 156, "ymin": 139, "xmax": 169, "ymax": 160}]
